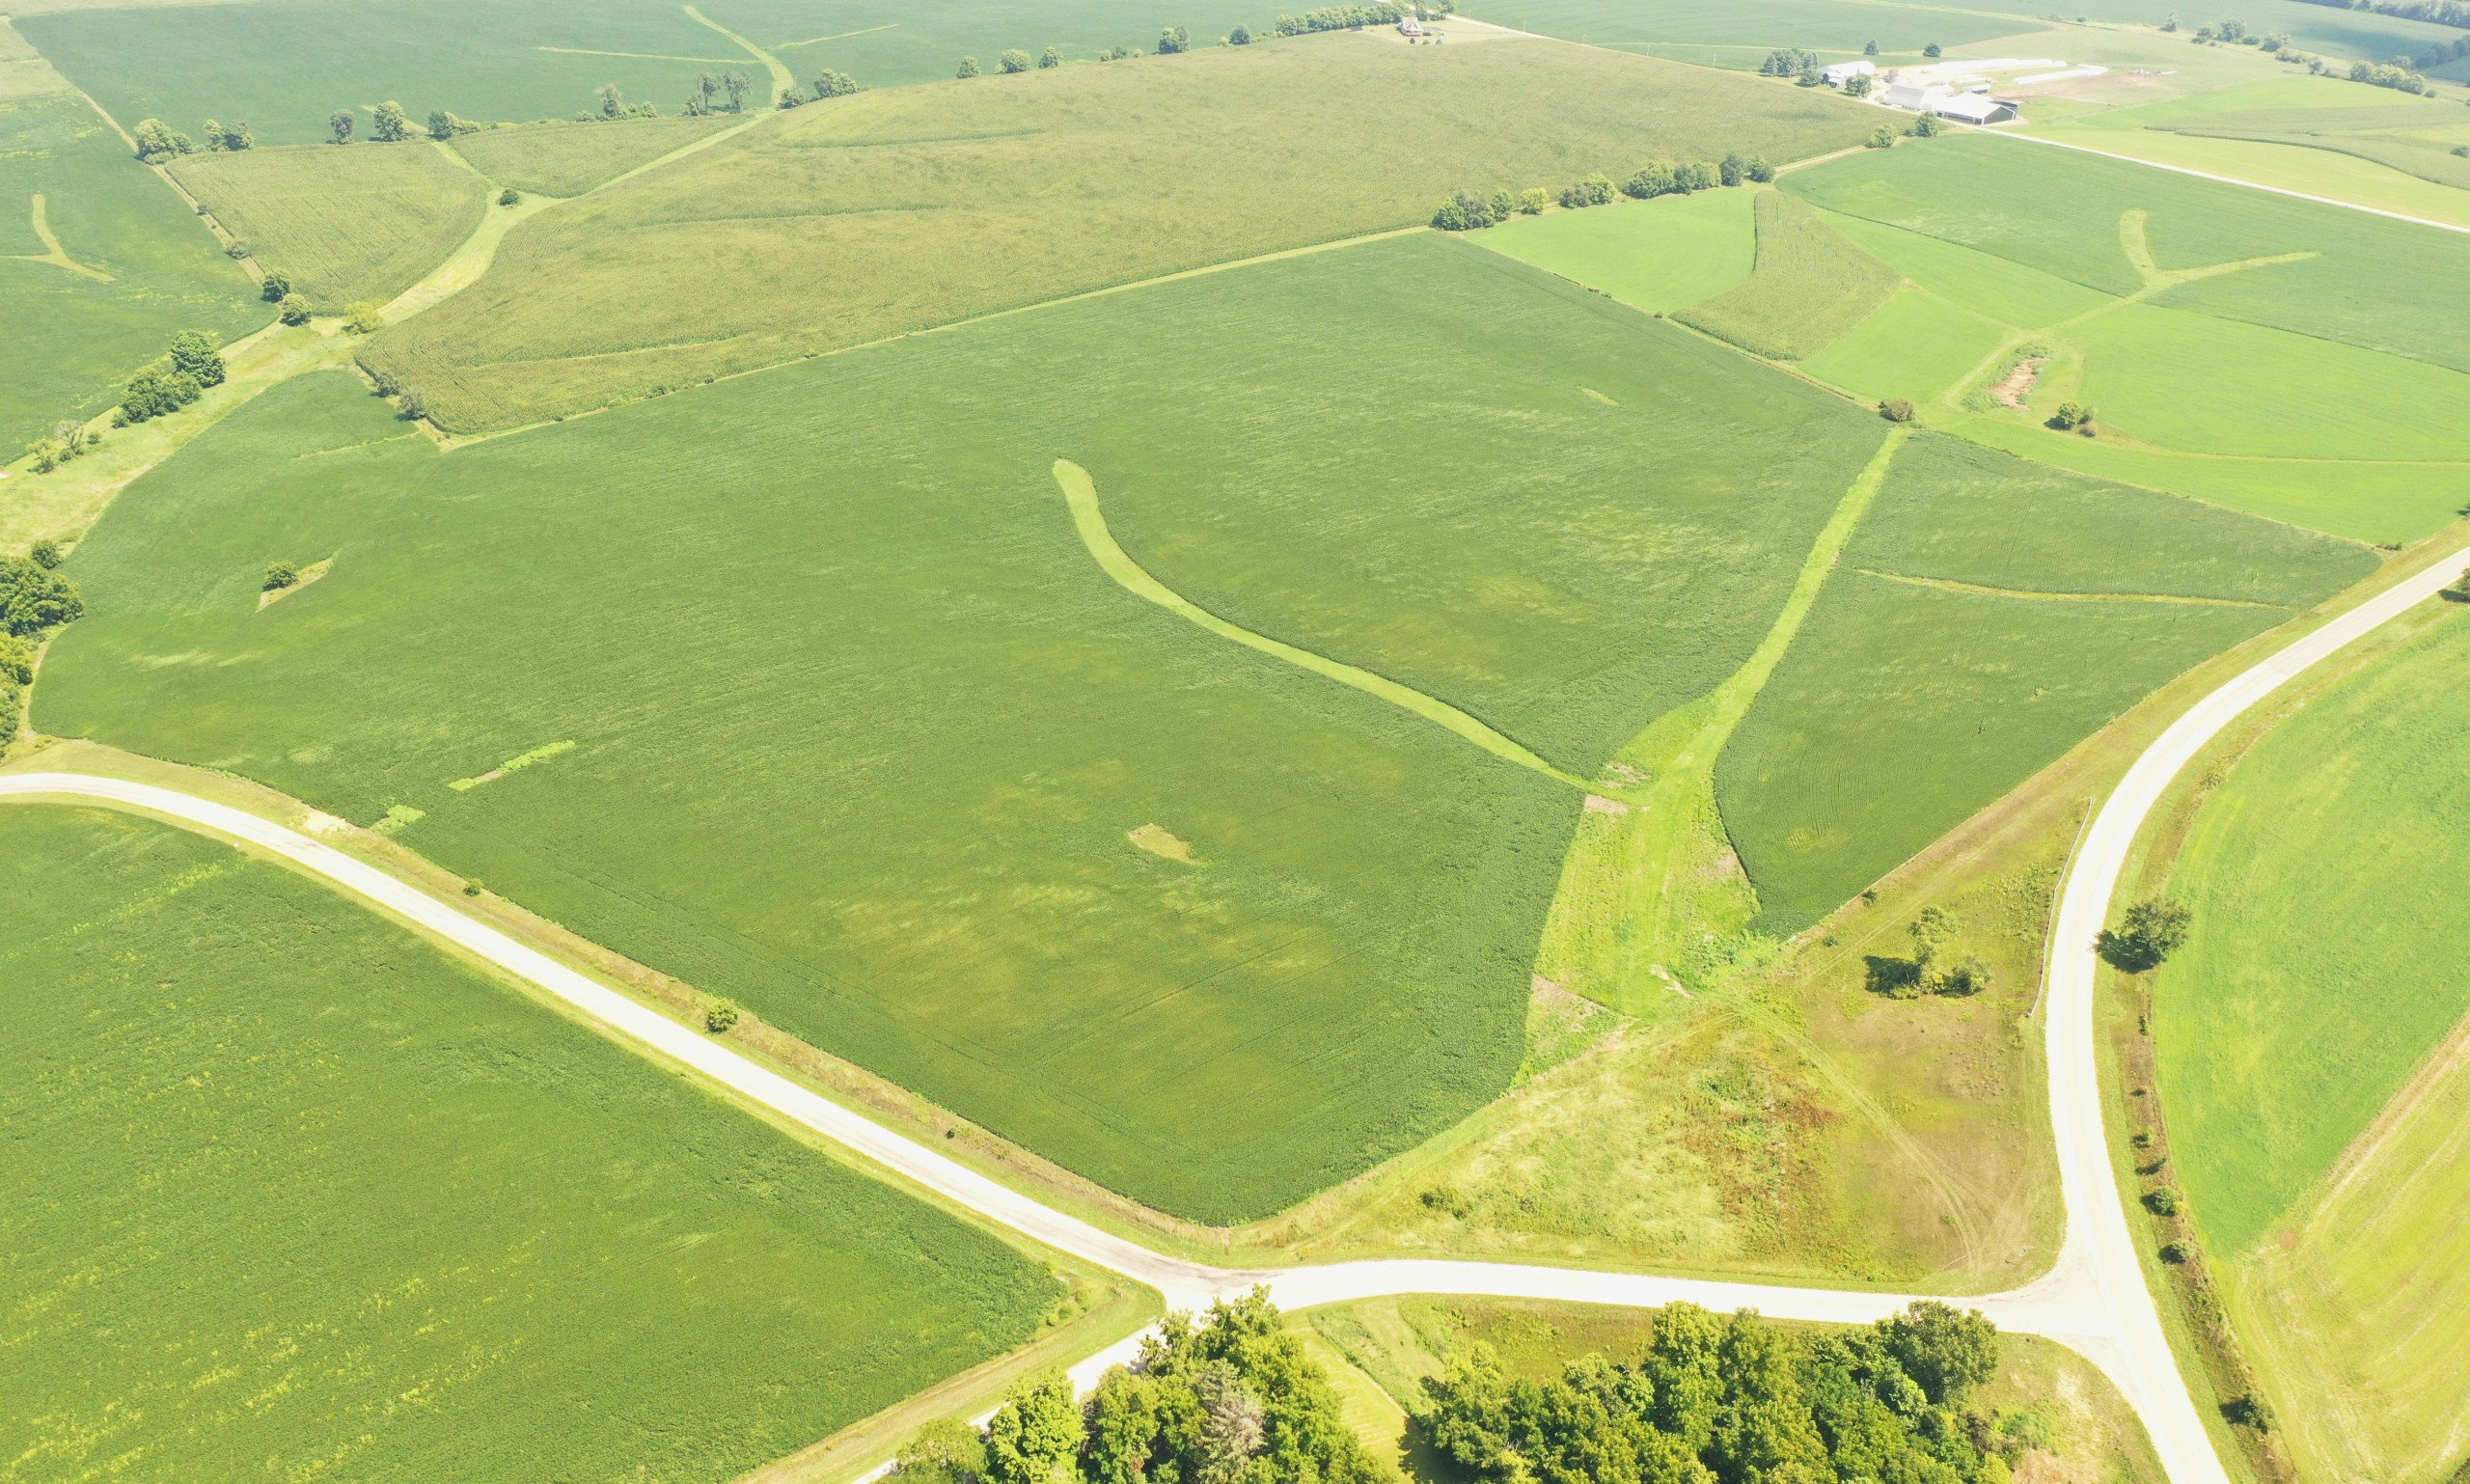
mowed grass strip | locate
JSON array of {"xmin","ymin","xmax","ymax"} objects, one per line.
[
  {"xmin": 0, "ymin": 93, "xmax": 262, "ymax": 449},
  {"xmin": 1472, "ymin": 186, "xmax": 1756, "ymax": 315},
  {"xmin": 1715, "ymin": 435, "xmax": 2366, "ymax": 932},
  {"xmin": 1672, "ymin": 191, "xmax": 1900, "ymax": 361},
  {"xmin": 363, "ymin": 34, "xmax": 1877, "ymax": 430},
  {"xmin": 42, "ymin": 242, "xmax": 1631, "ymax": 1223},
  {"xmin": 0, "ymin": 804, "xmax": 1058, "ymax": 1484},
  {"xmin": 170, "ymin": 141, "xmax": 489, "ymax": 308},
  {"xmin": 451, "ymin": 114, "xmax": 740, "ymax": 198}
]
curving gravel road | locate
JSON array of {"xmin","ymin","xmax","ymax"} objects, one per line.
[{"xmin": 5, "ymin": 541, "xmax": 2463, "ymax": 1481}]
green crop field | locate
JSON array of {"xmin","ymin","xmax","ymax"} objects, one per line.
[
  {"xmin": 170, "ymin": 141, "xmax": 489, "ymax": 309},
  {"xmin": 0, "ymin": 91, "xmax": 262, "ymax": 450},
  {"xmin": 724, "ymin": 0, "xmax": 1268, "ymax": 86},
  {"xmin": 0, "ymin": 802, "xmax": 1057, "ymax": 1484},
  {"xmin": 1473, "ymin": 186, "xmax": 1754, "ymax": 314},
  {"xmin": 1893, "ymin": 0, "xmax": 2467, "ymax": 64},
  {"xmin": 1460, "ymin": 0, "xmax": 2031, "ymax": 65},
  {"xmin": 2152, "ymin": 608, "xmax": 2470, "ymax": 1484},
  {"xmin": 1798, "ymin": 285, "xmax": 2008, "ymax": 405},
  {"xmin": 363, "ymin": 33, "xmax": 1876, "ymax": 431},
  {"xmin": 41, "ymin": 235, "xmax": 1689, "ymax": 1224},
  {"xmin": 450, "ymin": 114, "xmax": 738, "ymax": 198},
  {"xmin": 1715, "ymin": 433, "xmax": 2369, "ymax": 933},
  {"xmin": 1673, "ymin": 190, "xmax": 1901, "ymax": 361}
]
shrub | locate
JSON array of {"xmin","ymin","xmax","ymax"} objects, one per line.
[
  {"xmin": 261, "ymin": 271, "xmax": 291, "ymax": 302},
  {"xmin": 2159, "ymin": 1240, "xmax": 2192, "ymax": 1264},
  {"xmin": 1909, "ymin": 110, "xmax": 1943, "ymax": 137},
  {"xmin": 1868, "ymin": 124, "xmax": 1898, "ymax": 148},
  {"xmin": 499, "ymin": 187, "xmax": 521, "ymax": 206},
  {"xmin": 1418, "ymin": 1185, "xmax": 1473, "ymax": 1217},
  {"xmin": 1230, "ymin": 24, "xmax": 1252, "ymax": 43},
  {"xmin": 25, "ymin": 437, "xmax": 66, "ymax": 474},
  {"xmin": 2046, "ymin": 400, "xmax": 2095, "ymax": 430},
  {"xmin": 705, "ymin": 998, "xmax": 741, "ymax": 1032},
  {"xmin": 2225, "ymin": 1394, "xmax": 2275, "ymax": 1432},
  {"xmin": 956, "ymin": 54, "xmax": 980, "ymax": 78},
  {"xmin": 2144, "ymin": 1185, "xmax": 2181, "ymax": 1216},
  {"xmin": 1864, "ymin": 39, "xmax": 1880, "ymax": 55},
  {"xmin": 263, "ymin": 560, "xmax": 300, "ymax": 591},
  {"xmin": 0, "ymin": 632, "xmax": 33, "ymax": 686},
  {"xmin": 1157, "ymin": 25, "xmax": 1191, "ymax": 53},
  {"xmin": 462, "ymin": 878, "xmax": 484, "ymax": 896},
  {"xmin": 398, "ymin": 389, "xmax": 427, "ymax": 422},
  {"xmin": 278, "ymin": 294, "xmax": 312, "ymax": 326},
  {"xmin": 344, "ymin": 301, "xmax": 384, "ymax": 335},
  {"xmin": 1924, "ymin": 41, "xmax": 1943, "ymax": 57},
  {"xmin": 814, "ymin": 69, "xmax": 863, "ymax": 96},
  {"xmin": 1720, "ymin": 151, "xmax": 1746, "ymax": 186},
  {"xmin": 29, "ymin": 540, "xmax": 62, "ymax": 571},
  {"xmin": 1880, "ymin": 397, "xmax": 1915, "ymax": 423},
  {"xmin": 1746, "ymin": 156, "xmax": 1777, "ymax": 182},
  {"xmin": 1517, "ymin": 186, "xmax": 1549, "ymax": 214},
  {"xmin": 999, "ymin": 48, "xmax": 1033, "ymax": 72}
]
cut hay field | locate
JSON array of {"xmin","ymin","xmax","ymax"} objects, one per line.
[
  {"xmin": 170, "ymin": 141, "xmax": 489, "ymax": 309},
  {"xmin": 1716, "ymin": 432, "xmax": 2368, "ymax": 933},
  {"xmin": 43, "ymin": 234, "xmax": 1712, "ymax": 1224},
  {"xmin": 450, "ymin": 113, "xmax": 737, "ymax": 198},
  {"xmin": 1672, "ymin": 190, "xmax": 1900, "ymax": 361},
  {"xmin": 0, "ymin": 90, "xmax": 262, "ymax": 449},
  {"xmin": 363, "ymin": 33, "xmax": 1876, "ymax": 431},
  {"xmin": 1474, "ymin": 186, "xmax": 1754, "ymax": 314},
  {"xmin": 0, "ymin": 803, "xmax": 1059, "ymax": 1484},
  {"xmin": 2150, "ymin": 606, "xmax": 2470, "ymax": 1484}
]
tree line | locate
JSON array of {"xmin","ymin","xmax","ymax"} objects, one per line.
[
  {"xmin": 0, "ymin": 541, "xmax": 83, "ymax": 742},
  {"xmin": 1432, "ymin": 151, "xmax": 1773, "ymax": 231},
  {"xmin": 132, "ymin": 117, "xmax": 251, "ymax": 162}
]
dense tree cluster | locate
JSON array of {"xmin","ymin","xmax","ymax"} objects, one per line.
[
  {"xmin": 1427, "ymin": 1303, "xmax": 2012, "ymax": 1484},
  {"xmin": 1432, "ymin": 148, "xmax": 1768, "ymax": 230},
  {"xmin": 685, "ymin": 72, "xmax": 753, "ymax": 115},
  {"xmin": 131, "ymin": 117, "xmax": 201, "ymax": 162},
  {"xmin": 1271, "ymin": 5, "xmax": 1408, "ymax": 38},
  {"xmin": 1157, "ymin": 24, "xmax": 1194, "ymax": 53},
  {"xmin": 1758, "ymin": 47, "xmax": 1821, "ymax": 76},
  {"xmin": 2100, "ymin": 897, "xmax": 2192, "ymax": 972},
  {"xmin": 111, "ymin": 330, "xmax": 227, "ymax": 426},
  {"xmin": 426, "ymin": 108, "xmax": 480, "ymax": 139},
  {"xmin": 0, "ymin": 555, "xmax": 84, "ymax": 638},
  {"xmin": 889, "ymin": 1291, "xmax": 1395, "ymax": 1484},
  {"xmin": 1866, "ymin": 906, "xmax": 1991, "ymax": 999},
  {"xmin": 2045, "ymin": 400, "xmax": 2096, "ymax": 432}
]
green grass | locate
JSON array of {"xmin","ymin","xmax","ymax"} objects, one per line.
[
  {"xmin": 2149, "ymin": 607, "xmax": 2470, "ymax": 1484},
  {"xmin": 1784, "ymin": 133, "xmax": 2470, "ymax": 375},
  {"xmin": 1673, "ymin": 190, "xmax": 1900, "ymax": 360},
  {"xmin": 450, "ymin": 114, "xmax": 739, "ymax": 197},
  {"xmin": 0, "ymin": 92, "xmax": 262, "ymax": 449},
  {"xmin": 0, "ymin": 802, "xmax": 1058, "ymax": 1484},
  {"xmin": 1459, "ymin": 0, "xmax": 2032, "ymax": 61},
  {"xmin": 1893, "ymin": 0, "xmax": 2468, "ymax": 64},
  {"xmin": 40, "ymin": 236, "xmax": 1679, "ymax": 1224},
  {"xmin": 722, "ymin": 0, "xmax": 1269, "ymax": 86},
  {"xmin": 169, "ymin": 141, "xmax": 489, "ymax": 309},
  {"xmin": 1798, "ymin": 284, "xmax": 2009, "ymax": 405},
  {"xmin": 1715, "ymin": 433, "xmax": 2367, "ymax": 932},
  {"xmin": 362, "ymin": 33, "xmax": 1878, "ymax": 431},
  {"xmin": 1472, "ymin": 187, "xmax": 1755, "ymax": 315},
  {"xmin": 16, "ymin": 0, "xmax": 776, "ymax": 148}
]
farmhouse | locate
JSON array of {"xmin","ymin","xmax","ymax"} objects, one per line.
[
  {"xmin": 1398, "ymin": 14, "xmax": 1423, "ymax": 35},
  {"xmin": 1822, "ymin": 59, "xmax": 1877, "ymax": 87}
]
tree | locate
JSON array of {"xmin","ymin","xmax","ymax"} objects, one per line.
[
  {"xmin": 1431, "ymin": 189, "xmax": 1500, "ymax": 231},
  {"xmin": 982, "ymin": 1373, "xmax": 1081, "ymax": 1484},
  {"xmin": 202, "ymin": 118, "xmax": 227, "ymax": 151},
  {"xmin": 1624, "ymin": 160, "xmax": 1676, "ymax": 199},
  {"xmin": 168, "ymin": 329, "xmax": 227, "ymax": 389},
  {"xmin": 1518, "ymin": 186, "xmax": 1550, "ymax": 213},
  {"xmin": 29, "ymin": 539, "xmax": 63, "ymax": 571},
  {"xmin": 1038, "ymin": 44, "xmax": 1063, "ymax": 67},
  {"xmin": 0, "ymin": 632, "xmax": 33, "ymax": 686},
  {"xmin": 1864, "ymin": 37, "xmax": 1881, "ymax": 54},
  {"xmin": 499, "ymin": 186, "xmax": 521, "ymax": 206},
  {"xmin": 329, "ymin": 109, "xmax": 357, "ymax": 145},
  {"xmin": 263, "ymin": 561, "xmax": 300, "ymax": 591},
  {"xmin": 722, "ymin": 70, "xmax": 752, "ymax": 109},
  {"xmin": 1880, "ymin": 397, "xmax": 1916, "ymax": 424},
  {"xmin": 1158, "ymin": 24, "xmax": 1193, "ymax": 53},
  {"xmin": 132, "ymin": 118, "xmax": 194, "ymax": 162},
  {"xmin": 1746, "ymin": 156, "xmax": 1776, "ymax": 182},
  {"xmin": 704, "ymin": 998, "xmax": 740, "ymax": 1032},
  {"xmin": 698, "ymin": 72, "xmax": 721, "ymax": 111},
  {"xmin": 1719, "ymin": 151, "xmax": 1747, "ymax": 186},
  {"xmin": 999, "ymin": 48, "xmax": 1033, "ymax": 72},
  {"xmin": 1880, "ymin": 1302, "xmax": 1999, "ymax": 1405},
  {"xmin": 775, "ymin": 85, "xmax": 810, "ymax": 108},
  {"xmin": 1910, "ymin": 109, "xmax": 1944, "ymax": 137},
  {"xmin": 595, "ymin": 83, "xmax": 624, "ymax": 120},
  {"xmin": 812, "ymin": 69, "xmax": 862, "ymax": 97},
  {"xmin": 890, "ymin": 1418, "xmax": 988, "ymax": 1484},
  {"xmin": 0, "ymin": 556, "xmax": 85, "ymax": 636},
  {"xmin": 1231, "ymin": 23, "xmax": 1252, "ymax": 42},
  {"xmin": 118, "ymin": 365, "xmax": 200, "ymax": 424},
  {"xmin": 2102, "ymin": 896, "xmax": 2191, "ymax": 971},
  {"xmin": 370, "ymin": 99, "xmax": 410, "ymax": 141},
  {"xmin": 344, "ymin": 301, "xmax": 384, "ymax": 335},
  {"xmin": 427, "ymin": 108, "xmax": 477, "ymax": 139},
  {"xmin": 1924, "ymin": 41, "xmax": 1943, "ymax": 56},
  {"xmin": 26, "ymin": 437, "xmax": 66, "ymax": 474},
  {"xmin": 2162, "ymin": 11, "xmax": 2180, "ymax": 31},
  {"xmin": 261, "ymin": 271, "xmax": 290, "ymax": 302},
  {"xmin": 956, "ymin": 54, "xmax": 982, "ymax": 77},
  {"xmin": 277, "ymin": 294, "xmax": 312, "ymax": 326},
  {"xmin": 2047, "ymin": 399, "xmax": 2095, "ymax": 430},
  {"xmin": 1844, "ymin": 72, "xmax": 1874, "ymax": 97}
]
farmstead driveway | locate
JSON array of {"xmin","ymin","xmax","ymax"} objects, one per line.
[{"xmin": 6, "ymin": 539, "xmax": 2467, "ymax": 1484}]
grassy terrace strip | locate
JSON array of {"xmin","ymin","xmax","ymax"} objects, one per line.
[
  {"xmin": 2152, "ymin": 607, "xmax": 2470, "ymax": 1484},
  {"xmin": 1054, "ymin": 459, "xmax": 1590, "ymax": 793},
  {"xmin": 1471, "ymin": 186, "xmax": 1756, "ymax": 314},
  {"xmin": 1715, "ymin": 433, "xmax": 2373, "ymax": 934},
  {"xmin": 362, "ymin": 32, "xmax": 1877, "ymax": 431},
  {"xmin": 0, "ymin": 803, "xmax": 1058, "ymax": 1484},
  {"xmin": 1673, "ymin": 191, "xmax": 1901, "ymax": 361},
  {"xmin": 449, "ymin": 113, "xmax": 739, "ymax": 197},
  {"xmin": 170, "ymin": 141, "xmax": 490, "ymax": 310},
  {"xmin": 0, "ymin": 91, "xmax": 261, "ymax": 449}
]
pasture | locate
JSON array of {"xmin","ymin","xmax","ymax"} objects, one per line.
[
  {"xmin": 41, "ymin": 236, "xmax": 1676, "ymax": 1223},
  {"xmin": 1474, "ymin": 186, "xmax": 1754, "ymax": 314},
  {"xmin": 0, "ymin": 91, "xmax": 262, "ymax": 450},
  {"xmin": 362, "ymin": 33, "xmax": 1877, "ymax": 430},
  {"xmin": 170, "ymin": 141, "xmax": 489, "ymax": 309},
  {"xmin": 1672, "ymin": 190, "xmax": 1901, "ymax": 361},
  {"xmin": 2151, "ymin": 607, "xmax": 2470, "ymax": 1483},
  {"xmin": 0, "ymin": 803, "xmax": 1057, "ymax": 1484},
  {"xmin": 1715, "ymin": 433, "xmax": 2368, "ymax": 933}
]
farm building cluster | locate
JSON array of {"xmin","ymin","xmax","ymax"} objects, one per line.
[{"xmin": 1819, "ymin": 56, "xmax": 2106, "ymax": 125}]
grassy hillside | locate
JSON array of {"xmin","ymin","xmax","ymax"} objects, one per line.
[
  {"xmin": 43, "ymin": 240, "xmax": 1653, "ymax": 1223},
  {"xmin": 2151, "ymin": 607, "xmax": 2470, "ymax": 1484},
  {"xmin": 0, "ymin": 92, "xmax": 262, "ymax": 449},
  {"xmin": 0, "ymin": 803, "xmax": 1057, "ymax": 1484},
  {"xmin": 1461, "ymin": 0, "xmax": 2030, "ymax": 64},
  {"xmin": 1893, "ymin": 0, "xmax": 2468, "ymax": 65},
  {"xmin": 450, "ymin": 114, "xmax": 738, "ymax": 197},
  {"xmin": 364, "ymin": 33, "xmax": 1877, "ymax": 431},
  {"xmin": 1473, "ymin": 186, "xmax": 1755, "ymax": 314},
  {"xmin": 1716, "ymin": 435, "xmax": 2369, "ymax": 933},
  {"xmin": 170, "ymin": 141, "xmax": 489, "ymax": 308},
  {"xmin": 1674, "ymin": 189, "xmax": 1901, "ymax": 360}
]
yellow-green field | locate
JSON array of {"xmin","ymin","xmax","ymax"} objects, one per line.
[{"xmin": 170, "ymin": 141, "xmax": 488, "ymax": 308}]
